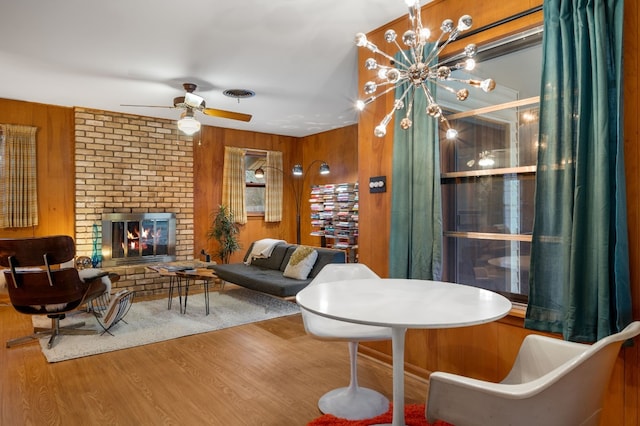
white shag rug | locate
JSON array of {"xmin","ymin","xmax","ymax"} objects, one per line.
[{"xmin": 32, "ymin": 287, "xmax": 300, "ymax": 363}]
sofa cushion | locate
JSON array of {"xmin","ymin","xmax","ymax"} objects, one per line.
[
  {"xmin": 248, "ymin": 243, "xmax": 290, "ymax": 269},
  {"xmin": 210, "ymin": 263, "xmax": 312, "ymax": 298},
  {"xmin": 283, "ymin": 246, "xmax": 318, "ymax": 280}
]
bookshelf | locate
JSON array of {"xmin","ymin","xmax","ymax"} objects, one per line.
[{"xmin": 310, "ymin": 182, "xmax": 358, "ymax": 262}]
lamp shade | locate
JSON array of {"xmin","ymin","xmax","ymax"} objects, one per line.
[
  {"xmin": 254, "ymin": 167, "xmax": 265, "ymax": 179},
  {"xmin": 319, "ymin": 162, "xmax": 330, "ymax": 175}
]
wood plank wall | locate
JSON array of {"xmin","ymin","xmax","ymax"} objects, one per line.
[
  {"xmin": 357, "ymin": 0, "xmax": 639, "ymax": 424},
  {"xmin": 192, "ymin": 124, "xmax": 358, "ymax": 263},
  {"xmin": 0, "ymin": 99, "xmax": 75, "ymax": 239}
]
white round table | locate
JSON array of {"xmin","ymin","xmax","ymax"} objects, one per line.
[{"xmin": 296, "ymin": 279, "xmax": 512, "ymax": 426}]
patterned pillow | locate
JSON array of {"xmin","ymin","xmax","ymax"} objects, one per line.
[{"xmin": 283, "ymin": 246, "xmax": 318, "ymax": 280}]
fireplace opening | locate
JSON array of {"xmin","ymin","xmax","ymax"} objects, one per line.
[{"xmin": 102, "ymin": 213, "xmax": 176, "ymax": 266}]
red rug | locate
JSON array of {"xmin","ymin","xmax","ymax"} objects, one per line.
[{"xmin": 307, "ymin": 404, "xmax": 452, "ymax": 426}]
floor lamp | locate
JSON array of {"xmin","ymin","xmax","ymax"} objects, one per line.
[{"xmin": 254, "ymin": 160, "xmax": 330, "ymax": 245}]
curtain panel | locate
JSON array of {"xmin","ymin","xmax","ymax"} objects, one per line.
[
  {"xmin": 388, "ymin": 50, "xmax": 443, "ymax": 280},
  {"xmin": 221, "ymin": 147, "xmax": 247, "ymax": 225},
  {"xmin": 525, "ymin": 0, "xmax": 631, "ymax": 342},
  {"xmin": 0, "ymin": 124, "xmax": 38, "ymax": 228},
  {"xmin": 264, "ymin": 151, "xmax": 283, "ymax": 222}
]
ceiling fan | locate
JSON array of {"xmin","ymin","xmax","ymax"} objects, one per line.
[{"xmin": 121, "ymin": 83, "xmax": 252, "ymax": 135}]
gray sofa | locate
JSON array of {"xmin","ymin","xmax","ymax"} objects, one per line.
[{"xmin": 208, "ymin": 241, "xmax": 346, "ymax": 298}]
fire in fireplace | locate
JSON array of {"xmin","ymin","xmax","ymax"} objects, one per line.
[{"xmin": 101, "ymin": 213, "xmax": 176, "ymax": 266}]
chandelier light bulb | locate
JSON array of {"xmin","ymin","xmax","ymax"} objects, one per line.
[
  {"xmin": 446, "ymin": 128, "xmax": 458, "ymax": 140},
  {"xmin": 419, "ymin": 28, "xmax": 431, "ymax": 42},
  {"xmin": 465, "ymin": 59, "xmax": 476, "ymax": 70},
  {"xmin": 384, "ymin": 29, "xmax": 397, "ymax": 43},
  {"xmin": 457, "ymin": 15, "xmax": 473, "ymax": 31},
  {"xmin": 374, "ymin": 124, "xmax": 387, "ymax": 138},
  {"xmin": 464, "ymin": 43, "xmax": 477, "ymax": 57},
  {"xmin": 386, "ymin": 68, "xmax": 401, "ymax": 83},
  {"xmin": 402, "ymin": 30, "xmax": 417, "ymax": 47},
  {"xmin": 480, "ymin": 78, "xmax": 497, "ymax": 92},
  {"xmin": 441, "ymin": 19, "xmax": 454, "ymax": 33},
  {"xmin": 355, "ymin": 33, "xmax": 368, "ymax": 47},
  {"xmin": 365, "ymin": 58, "xmax": 378, "ymax": 70}
]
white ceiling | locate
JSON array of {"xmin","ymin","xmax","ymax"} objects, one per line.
[{"xmin": 0, "ymin": 0, "xmax": 418, "ymax": 138}]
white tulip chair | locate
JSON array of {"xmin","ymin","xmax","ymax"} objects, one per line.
[
  {"xmin": 426, "ymin": 321, "xmax": 640, "ymax": 426},
  {"xmin": 300, "ymin": 263, "xmax": 392, "ymax": 420}
]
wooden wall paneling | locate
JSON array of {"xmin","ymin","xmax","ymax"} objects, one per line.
[
  {"xmin": 193, "ymin": 125, "xmax": 300, "ymax": 264},
  {"xmin": 0, "ymin": 98, "xmax": 75, "ymax": 239},
  {"xmin": 623, "ymin": 0, "xmax": 640, "ymax": 424}
]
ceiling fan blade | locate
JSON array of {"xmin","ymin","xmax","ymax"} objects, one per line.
[
  {"xmin": 120, "ymin": 104, "xmax": 175, "ymax": 109},
  {"xmin": 202, "ymin": 108, "xmax": 252, "ymax": 122}
]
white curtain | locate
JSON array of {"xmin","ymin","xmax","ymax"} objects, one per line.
[
  {"xmin": 0, "ymin": 124, "xmax": 38, "ymax": 228},
  {"xmin": 264, "ymin": 151, "xmax": 283, "ymax": 222},
  {"xmin": 221, "ymin": 147, "xmax": 247, "ymax": 225}
]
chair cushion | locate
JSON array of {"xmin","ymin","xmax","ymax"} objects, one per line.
[{"xmin": 283, "ymin": 246, "xmax": 318, "ymax": 280}]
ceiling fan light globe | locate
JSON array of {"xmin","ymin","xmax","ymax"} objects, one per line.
[{"xmin": 177, "ymin": 116, "xmax": 201, "ymax": 135}]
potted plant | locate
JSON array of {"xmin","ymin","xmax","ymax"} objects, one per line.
[{"xmin": 207, "ymin": 204, "xmax": 241, "ymax": 264}]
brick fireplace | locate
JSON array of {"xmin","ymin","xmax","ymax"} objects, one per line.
[{"xmin": 74, "ymin": 108, "xmax": 195, "ymax": 296}]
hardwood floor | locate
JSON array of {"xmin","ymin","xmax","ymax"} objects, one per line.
[{"xmin": 0, "ymin": 293, "xmax": 428, "ymax": 425}]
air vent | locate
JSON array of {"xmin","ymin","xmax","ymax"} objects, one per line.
[{"xmin": 223, "ymin": 89, "xmax": 256, "ymax": 100}]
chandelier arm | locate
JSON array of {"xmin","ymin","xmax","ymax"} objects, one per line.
[
  {"xmin": 405, "ymin": 87, "xmax": 417, "ymax": 117},
  {"xmin": 433, "ymin": 80, "xmax": 460, "ymax": 95},
  {"xmin": 374, "ymin": 79, "xmax": 404, "ymax": 90},
  {"xmin": 362, "ymin": 84, "xmax": 403, "ymax": 107},
  {"xmin": 420, "ymin": 84, "xmax": 437, "ymax": 105},
  {"xmin": 391, "ymin": 40, "xmax": 413, "ymax": 68},
  {"xmin": 431, "ymin": 30, "xmax": 463, "ymax": 61},
  {"xmin": 423, "ymin": 32, "xmax": 449, "ymax": 66},
  {"xmin": 375, "ymin": 47, "xmax": 409, "ymax": 70}
]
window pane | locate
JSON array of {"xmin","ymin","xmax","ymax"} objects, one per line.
[
  {"xmin": 441, "ymin": 106, "xmax": 539, "ymax": 173},
  {"xmin": 246, "ymin": 186, "xmax": 265, "ymax": 213},
  {"xmin": 443, "ymin": 237, "xmax": 530, "ymax": 298},
  {"xmin": 245, "ymin": 154, "xmax": 266, "ymax": 214},
  {"xmin": 441, "ymin": 174, "xmax": 535, "ymax": 235}
]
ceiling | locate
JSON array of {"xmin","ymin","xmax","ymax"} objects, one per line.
[{"xmin": 0, "ymin": 0, "xmax": 420, "ymax": 138}]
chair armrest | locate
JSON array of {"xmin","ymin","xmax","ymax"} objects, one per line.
[
  {"xmin": 502, "ymin": 334, "xmax": 588, "ymax": 384},
  {"xmin": 426, "ymin": 371, "xmax": 562, "ymax": 426}
]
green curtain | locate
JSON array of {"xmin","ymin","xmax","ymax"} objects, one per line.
[
  {"xmin": 388, "ymin": 51, "xmax": 442, "ymax": 280},
  {"xmin": 525, "ymin": 0, "xmax": 631, "ymax": 342}
]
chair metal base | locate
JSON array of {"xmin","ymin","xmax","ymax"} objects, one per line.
[
  {"xmin": 6, "ymin": 318, "xmax": 98, "ymax": 349},
  {"xmin": 317, "ymin": 341, "xmax": 389, "ymax": 420}
]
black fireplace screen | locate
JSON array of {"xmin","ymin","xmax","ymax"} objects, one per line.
[{"xmin": 102, "ymin": 213, "xmax": 176, "ymax": 266}]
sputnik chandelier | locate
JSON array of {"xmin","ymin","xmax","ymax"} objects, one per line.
[{"xmin": 355, "ymin": 0, "xmax": 496, "ymax": 139}]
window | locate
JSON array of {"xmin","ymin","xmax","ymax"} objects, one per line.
[
  {"xmin": 439, "ymin": 28, "xmax": 542, "ymax": 303},
  {"xmin": 245, "ymin": 153, "xmax": 266, "ymax": 215}
]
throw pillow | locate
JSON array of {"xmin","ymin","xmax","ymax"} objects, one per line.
[{"xmin": 283, "ymin": 246, "xmax": 318, "ymax": 280}]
